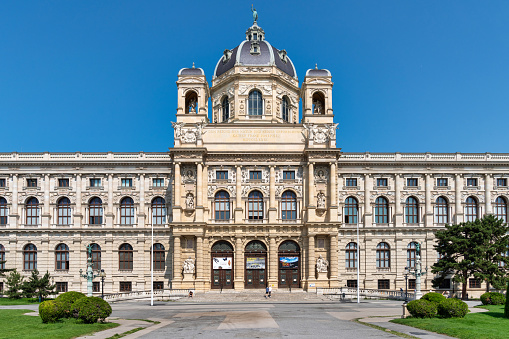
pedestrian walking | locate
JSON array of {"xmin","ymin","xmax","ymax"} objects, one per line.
[
  {"xmin": 268, "ymin": 285, "xmax": 272, "ymax": 298},
  {"xmin": 265, "ymin": 286, "xmax": 269, "ymax": 298}
]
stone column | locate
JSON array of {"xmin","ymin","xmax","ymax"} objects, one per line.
[
  {"xmin": 10, "ymin": 174, "xmax": 18, "ymax": 228},
  {"xmin": 173, "ymin": 163, "xmax": 181, "ymax": 221},
  {"xmin": 394, "ymin": 174, "xmax": 403, "ymax": 226},
  {"xmin": 235, "ymin": 237, "xmax": 244, "ymax": 290},
  {"xmin": 329, "ymin": 235, "xmax": 339, "ymax": 286},
  {"xmin": 307, "ymin": 234, "xmax": 315, "ymax": 282},
  {"xmin": 195, "ymin": 162, "xmax": 204, "ymax": 222},
  {"xmin": 269, "ymin": 236, "xmax": 278, "ymax": 287},
  {"xmin": 307, "ymin": 162, "xmax": 316, "ymax": 222},
  {"xmin": 268, "ymin": 165, "xmax": 277, "ymax": 223},
  {"xmin": 235, "ymin": 165, "xmax": 243, "ymax": 222},
  {"xmin": 455, "ymin": 174, "xmax": 463, "ymax": 223},
  {"xmin": 173, "ymin": 236, "xmax": 181, "ymax": 285},
  {"xmin": 138, "ymin": 174, "xmax": 145, "ymax": 227},
  {"xmin": 42, "ymin": 174, "xmax": 50, "ymax": 227},
  {"xmin": 75, "ymin": 174, "xmax": 82, "ymax": 227},
  {"xmin": 424, "ymin": 174, "xmax": 433, "ymax": 226},
  {"xmin": 364, "ymin": 174, "xmax": 372, "ymax": 226},
  {"xmin": 106, "ymin": 174, "xmax": 114, "ymax": 227},
  {"xmin": 329, "ymin": 162, "xmax": 338, "ymax": 221},
  {"xmin": 203, "ymin": 165, "xmax": 209, "ymax": 221},
  {"xmin": 196, "ymin": 236, "xmax": 204, "ymax": 286},
  {"xmin": 485, "ymin": 174, "xmax": 492, "ymax": 215}
]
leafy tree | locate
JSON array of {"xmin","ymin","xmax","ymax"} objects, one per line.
[
  {"xmin": 5, "ymin": 269, "xmax": 24, "ymax": 299},
  {"xmin": 0, "ymin": 259, "xmax": 14, "ymax": 278},
  {"xmin": 432, "ymin": 215, "xmax": 509, "ymax": 299},
  {"xmin": 21, "ymin": 269, "xmax": 56, "ymax": 301}
]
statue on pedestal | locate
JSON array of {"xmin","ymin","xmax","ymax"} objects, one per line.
[
  {"xmin": 316, "ymin": 254, "xmax": 329, "ymax": 273},
  {"xmin": 183, "ymin": 257, "xmax": 195, "ymax": 274}
]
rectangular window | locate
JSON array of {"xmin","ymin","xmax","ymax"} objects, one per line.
[
  {"xmin": 438, "ymin": 279, "xmax": 451, "ymax": 289},
  {"xmin": 56, "ymin": 282, "xmax": 68, "ymax": 293},
  {"xmin": 346, "ymin": 280, "xmax": 358, "ymax": 288},
  {"xmin": 250, "ymin": 171, "xmax": 262, "ymax": 180},
  {"xmin": 345, "ymin": 178, "xmax": 357, "ymax": 187},
  {"xmin": 467, "ymin": 178, "xmax": 478, "ymax": 187},
  {"xmin": 317, "ymin": 239, "xmax": 325, "ymax": 248},
  {"xmin": 120, "ymin": 282, "xmax": 132, "ymax": 292},
  {"xmin": 469, "ymin": 279, "xmax": 481, "ymax": 289},
  {"xmin": 90, "ymin": 179, "xmax": 101, "ymax": 187},
  {"xmin": 0, "ymin": 179, "xmax": 5, "ymax": 187},
  {"xmin": 437, "ymin": 178, "xmax": 448, "ymax": 187},
  {"xmin": 152, "ymin": 178, "xmax": 164, "ymax": 187},
  {"xmin": 154, "ymin": 281, "xmax": 164, "ymax": 290},
  {"xmin": 407, "ymin": 178, "xmax": 418, "ymax": 187},
  {"xmin": 58, "ymin": 179, "xmax": 69, "ymax": 188},
  {"xmin": 27, "ymin": 179, "xmax": 37, "ymax": 187},
  {"xmin": 283, "ymin": 171, "xmax": 295, "ymax": 180},
  {"xmin": 497, "ymin": 178, "xmax": 507, "ymax": 187},
  {"xmin": 408, "ymin": 279, "xmax": 416, "ymax": 290},
  {"xmin": 185, "ymin": 238, "xmax": 194, "ymax": 249},
  {"xmin": 378, "ymin": 279, "xmax": 390, "ymax": 290},
  {"xmin": 377, "ymin": 178, "xmax": 388, "ymax": 187},
  {"xmin": 216, "ymin": 171, "xmax": 228, "ymax": 180},
  {"xmin": 121, "ymin": 178, "xmax": 132, "ymax": 187},
  {"xmin": 93, "ymin": 282, "xmax": 100, "ymax": 292}
]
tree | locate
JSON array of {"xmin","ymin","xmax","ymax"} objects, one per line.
[
  {"xmin": 5, "ymin": 269, "xmax": 24, "ymax": 299},
  {"xmin": 432, "ymin": 215, "xmax": 509, "ymax": 299},
  {"xmin": 0, "ymin": 259, "xmax": 14, "ymax": 278},
  {"xmin": 21, "ymin": 269, "xmax": 56, "ymax": 301}
]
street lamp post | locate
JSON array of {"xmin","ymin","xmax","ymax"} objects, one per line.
[
  {"xmin": 99, "ymin": 269, "xmax": 106, "ymax": 299},
  {"xmin": 403, "ymin": 266, "xmax": 409, "ymax": 302},
  {"xmin": 408, "ymin": 243, "xmax": 428, "ymax": 300},
  {"xmin": 79, "ymin": 245, "xmax": 100, "ymax": 297}
]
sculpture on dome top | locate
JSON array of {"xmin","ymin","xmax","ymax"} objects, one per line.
[{"xmin": 251, "ymin": 4, "xmax": 258, "ymax": 23}]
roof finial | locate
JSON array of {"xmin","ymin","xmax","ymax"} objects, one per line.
[
  {"xmin": 315, "ymin": 63, "xmax": 318, "ymax": 69},
  {"xmin": 192, "ymin": 62, "xmax": 195, "ymax": 69},
  {"xmin": 251, "ymin": 4, "xmax": 258, "ymax": 24}
]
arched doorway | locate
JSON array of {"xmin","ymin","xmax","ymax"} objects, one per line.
[
  {"xmin": 211, "ymin": 240, "xmax": 234, "ymax": 289},
  {"xmin": 244, "ymin": 240, "xmax": 267, "ymax": 289},
  {"xmin": 278, "ymin": 240, "xmax": 300, "ymax": 288}
]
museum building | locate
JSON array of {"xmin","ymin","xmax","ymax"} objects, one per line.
[{"xmin": 0, "ymin": 20, "xmax": 508, "ymax": 296}]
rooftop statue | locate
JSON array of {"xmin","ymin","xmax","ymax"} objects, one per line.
[{"xmin": 251, "ymin": 4, "xmax": 258, "ymax": 23}]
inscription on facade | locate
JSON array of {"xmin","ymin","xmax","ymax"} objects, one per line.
[{"xmin": 205, "ymin": 128, "xmax": 302, "ymax": 143}]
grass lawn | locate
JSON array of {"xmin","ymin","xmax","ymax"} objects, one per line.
[
  {"xmin": 0, "ymin": 298, "xmax": 43, "ymax": 305},
  {"xmin": 0, "ymin": 309, "xmax": 119, "ymax": 339},
  {"xmin": 391, "ymin": 305, "xmax": 509, "ymax": 339}
]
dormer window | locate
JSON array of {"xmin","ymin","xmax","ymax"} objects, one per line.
[
  {"xmin": 248, "ymin": 90, "xmax": 263, "ymax": 116},
  {"xmin": 253, "ymin": 46, "xmax": 258, "ymax": 53},
  {"xmin": 250, "ymin": 41, "xmax": 260, "ymax": 55},
  {"xmin": 253, "ymin": 33, "xmax": 258, "ymax": 40}
]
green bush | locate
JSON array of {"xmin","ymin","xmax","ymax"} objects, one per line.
[
  {"xmin": 55, "ymin": 291, "xmax": 86, "ymax": 318},
  {"xmin": 406, "ymin": 299, "xmax": 438, "ymax": 318},
  {"xmin": 437, "ymin": 298, "xmax": 469, "ymax": 318},
  {"xmin": 72, "ymin": 297, "xmax": 112, "ymax": 324},
  {"xmin": 421, "ymin": 292, "xmax": 447, "ymax": 304},
  {"xmin": 39, "ymin": 300, "xmax": 63, "ymax": 323},
  {"xmin": 480, "ymin": 292, "xmax": 506, "ymax": 305},
  {"xmin": 504, "ymin": 281, "xmax": 509, "ymax": 319}
]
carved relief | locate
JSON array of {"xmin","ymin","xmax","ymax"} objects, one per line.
[
  {"xmin": 171, "ymin": 121, "xmax": 207, "ymax": 143},
  {"xmin": 314, "ymin": 167, "xmax": 329, "ymax": 183},
  {"xmin": 303, "ymin": 123, "xmax": 338, "ymax": 144},
  {"xmin": 181, "ymin": 166, "xmax": 196, "ymax": 184}
]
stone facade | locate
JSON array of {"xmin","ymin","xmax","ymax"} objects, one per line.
[{"xmin": 0, "ymin": 22, "xmax": 508, "ymax": 297}]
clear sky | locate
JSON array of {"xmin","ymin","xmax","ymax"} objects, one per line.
[{"xmin": 1, "ymin": 1, "xmax": 508, "ymax": 153}]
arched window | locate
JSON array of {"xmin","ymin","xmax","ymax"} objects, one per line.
[
  {"xmin": 152, "ymin": 197, "xmax": 166, "ymax": 225},
  {"xmin": 57, "ymin": 197, "xmax": 71, "ymax": 225},
  {"xmin": 185, "ymin": 91, "xmax": 198, "ymax": 114},
  {"xmin": 245, "ymin": 240, "xmax": 267, "ymax": 252},
  {"xmin": 212, "ymin": 240, "xmax": 234, "ymax": 252},
  {"xmin": 0, "ymin": 197, "xmax": 7, "ymax": 225},
  {"xmin": 435, "ymin": 196, "xmax": 449, "ymax": 224},
  {"xmin": 278, "ymin": 240, "xmax": 300, "ymax": 253},
  {"xmin": 248, "ymin": 90, "xmax": 263, "ymax": 116},
  {"xmin": 494, "ymin": 196, "xmax": 507, "ymax": 223},
  {"xmin": 0, "ymin": 244, "xmax": 5, "ymax": 270},
  {"xmin": 344, "ymin": 197, "xmax": 358, "ymax": 224},
  {"xmin": 376, "ymin": 242, "xmax": 390, "ymax": 268},
  {"xmin": 89, "ymin": 197, "xmax": 103, "ymax": 225},
  {"xmin": 214, "ymin": 191, "xmax": 230, "ymax": 220},
  {"xmin": 23, "ymin": 244, "xmax": 37, "ymax": 270},
  {"xmin": 405, "ymin": 197, "xmax": 419, "ymax": 224},
  {"xmin": 222, "ymin": 97, "xmax": 230, "ymax": 121},
  {"xmin": 282, "ymin": 97, "xmax": 289, "ymax": 122},
  {"xmin": 119, "ymin": 243, "xmax": 133, "ymax": 270},
  {"xmin": 281, "ymin": 190, "xmax": 297, "ymax": 220},
  {"xmin": 248, "ymin": 191, "xmax": 264, "ymax": 220},
  {"xmin": 312, "ymin": 92, "xmax": 325, "ymax": 114},
  {"xmin": 26, "ymin": 197, "xmax": 39, "ymax": 226},
  {"xmin": 375, "ymin": 197, "xmax": 389, "ymax": 224},
  {"xmin": 407, "ymin": 242, "xmax": 418, "ymax": 268},
  {"xmin": 120, "ymin": 197, "xmax": 135, "ymax": 225},
  {"xmin": 465, "ymin": 196, "xmax": 478, "ymax": 222},
  {"xmin": 153, "ymin": 243, "xmax": 165, "ymax": 271},
  {"xmin": 345, "ymin": 242, "xmax": 357, "ymax": 268},
  {"xmin": 55, "ymin": 243, "xmax": 69, "ymax": 270},
  {"xmin": 90, "ymin": 243, "xmax": 101, "ymax": 270}
]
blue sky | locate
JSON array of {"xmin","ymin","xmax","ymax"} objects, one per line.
[{"xmin": 1, "ymin": 1, "xmax": 508, "ymax": 153}]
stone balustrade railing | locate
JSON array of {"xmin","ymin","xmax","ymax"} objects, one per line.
[
  {"xmin": 102, "ymin": 288, "xmax": 191, "ymax": 302},
  {"xmin": 0, "ymin": 152, "xmax": 171, "ymax": 161},
  {"xmin": 317, "ymin": 287, "xmax": 415, "ymax": 301}
]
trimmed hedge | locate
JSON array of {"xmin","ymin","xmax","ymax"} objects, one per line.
[
  {"xmin": 72, "ymin": 297, "xmax": 112, "ymax": 324},
  {"xmin": 406, "ymin": 299, "xmax": 438, "ymax": 318},
  {"xmin": 55, "ymin": 291, "xmax": 86, "ymax": 318},
  {"xmin": 480, "ymin": 292, "xmax": 506, "ymax": 305},
  {"xmin": 39, "ymin": 300, "xmax": 63, "ymax": 323},
  {"xmin": 421, "ymin": 292, "xmax": 446, "ymax": 304},
  {"xmin": 437, "ymin": 298, "xmax": 469, "ymax": 318}
]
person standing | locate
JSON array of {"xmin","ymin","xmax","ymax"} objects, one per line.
[{"xmin": 268, "ymin": 285, "xmax": 272, "ymax": 298}]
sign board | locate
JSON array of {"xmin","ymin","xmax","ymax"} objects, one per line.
[
  {"xmin": 246, "ymin": 257, "xmax": 266, "ymax": 269},
  {"xmin": 279, "ymin": 256, "xmax": 299, "ymax": 269},
  {"xmin": 212, "ymin": 257, "xmax": 232, "ymax": 269}
]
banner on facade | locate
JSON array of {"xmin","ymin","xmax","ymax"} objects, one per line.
[
  {"xmin": 246, "ymin": 257, "xmax": 266, "ymax": 269},
  {"xmin": 213, "ymin": 257, "xmax": 232, "ymax": 269},
  {"xmin": 279, "ymin": 256, "xmax": 299, "ymax": 269}
]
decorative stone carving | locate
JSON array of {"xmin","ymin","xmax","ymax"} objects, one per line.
[
  {"xmin": 185, "ymin": 192, "xmax": 195, "ymax": 210},
  {"xmin": 208, "ymin": 185, "xmax": 217, "ymax": 197},
  {"xmin": 303, "ymin": 123, "xmax": 338, "ymax": 144},
  {"xmin": 315, "ymin": 167, "xmax": 329, "ymax": 182},
  {"xmin": 171, "ymin": 121, "xmax": 207, "ymax": 143},
  {"xmin": 317, "ymin": 192, "xmax": 326, "ymax": 209},
  {"xmin": 182, "ymin": 167, "xmax": 196, "ymax": 184},
  {"xmin": 262, "ymin": 170, "xmax": 270, "ymax": 183},
  {"xmin": 183, "ymin": 257, "xmax": 195, "ymax": 274},
  {"xmin": 316, "ymin": 254, "xmax": 329, "ymax": 273}
]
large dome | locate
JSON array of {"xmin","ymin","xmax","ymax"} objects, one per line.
[{"xmin": 213, "ymin": 23, "xmax": 297, "ymax": 79}]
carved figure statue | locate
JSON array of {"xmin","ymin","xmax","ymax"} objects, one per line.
[
  {"xmin": 188, "ymin": 98, "xmax": 197, "ymax": 113},
  {"xmin": 251, "ymin": 4, "xmax": 258, "ymax": 23},
  {"xmin": 327, "ymin": 123, "xmax": 339, "ymax": 139},
  {"xmin": 183, "ymin": 257, "xmax": 195, "ymax": 274},
  {"xmin": 317, "ymin": 192, "xmax": 326, "ymax": 209},
  {"xmin": 171, "ymin": 122, "xmax": 184, "ymax": 139},
  {"xmin": 194, "ymin": 120, "xmax": 207, "ymax": 139},
  {"xmin": 186, "ymin": 193, "xmax": 195, "ymax": 210},
  {"xmin": 313, "ymin": 99, "xmax": 323, "ymax": 114},
  {"xmin": 303, "ymin": 123, "xmax": 318, "ymax": 141},
  {"xmin": 316, "ymin": 254, "xmax": 329, "ymax": 273}
]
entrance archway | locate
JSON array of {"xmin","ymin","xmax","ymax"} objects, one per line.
[
  {"xmin": 244, "ymin": 240, "xmax": 267, "ymax": 289},
  {"xmin": 278, "ymin": 240, "xmax": 300, "ymax": 288},
  {"xmin": 211, "ymin": 240, "xmax": 234, "ymax": 289}
]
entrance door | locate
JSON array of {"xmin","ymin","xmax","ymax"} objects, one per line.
[
  {"xmin": 212, "ymin": 268, "xmax": 233, "ymax": 289},
  {"xmin": 246, "ymin": 269, "xmax": 266, "ymax": 288},
  {"xmin": 211, "ymin": 241, "xmax": 234, "ymax": 289},
  {"xmin": 278, "ymin": 240, "xmax": 301, "ymax": 288},
  {"xmin": 244, "ymin": 241, "xmax": 268, "ymax": 289}
]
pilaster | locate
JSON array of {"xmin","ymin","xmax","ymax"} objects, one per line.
[
  {"xmin": 138, "ymin": 174, "xmax": 145, "ymax": 227},
  {"xmin": 234, "ymin": 237, "xmax": 244, "ymax": 289},
  {"xmin": 364, "ymin": 174, "xmax": 372, "ymax": 226},
  {"xmin": 42, "ymin": 174, "xmax": 50, "ymax": 227},
  {"xmin": 268, "ymin": 165, "xmax": 277, "ymax": 223},
  {"xmin": 106, "ymin": 174, "xmax": 114, "ymax": 227},
  {"xmin": 394, "ymin": 174, "xmax": 403, "ymax": 225},
  {"xmin": 10, "ymin": 174, "xmax": 18, "ymax": 228},
  {"xmin": 424, "ymin": 174, "xmax": 433, "ymax": 226},
  {"xmin": 455, "ymin": 174, "xmax": 463, "ymax": 223},
  {"xmin": 329, "ymin": 162, "xmax": 338, "ymax": 221},
  {"xmin": 307, "ymin": 234, "xmax": 316, "ymax": 283},
  {"xmin": 269, "ymin": 236, "xmax": 278, "ymax": 287},
  {"xmin": 172, "ymin": 236, "xmax": 182, "ymax": 286},
  {"xmin": 235, "ymin": 165, "xmax": 243, "ymax": 222},
  {"xmin": 173, "ymin": 163, "xmax": 182, "ymax": 222},
  {"xmin": 307, "ymin": 162, "xmax": 316, "ymax": 222},
  {"xmin": 329, "ymin": 235, "xmax": 338, "ymax": 285},
  {"xmin": 195, "ymin": 162, "xmax": 204, "ymax": 222},
  {"xmin": 485, "ymin": 173, "xmax": 492, "ymax": 215}
]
